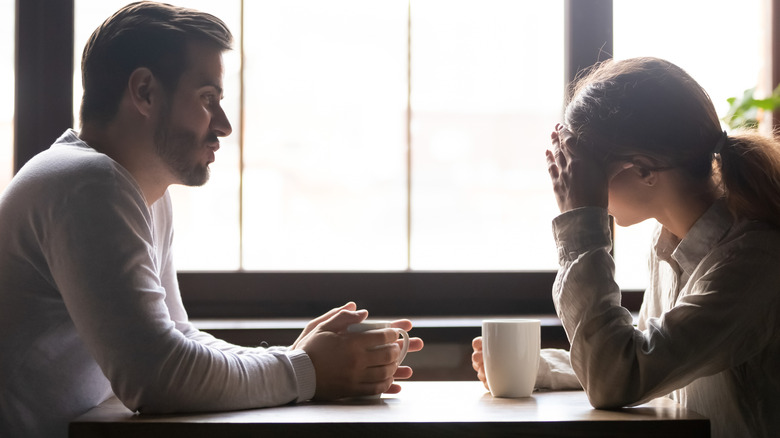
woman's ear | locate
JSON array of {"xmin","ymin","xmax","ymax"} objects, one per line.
[
  {"xmin": 127, "ymin": 67, "xmax": 158, "ymax": 118},
  {"xmin": 630, "ymin": 156, "xmax": 658, "ymax": 187}
]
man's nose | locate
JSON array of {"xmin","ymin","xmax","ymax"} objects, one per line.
[{"xmin": 212, "ymin": 105, "xmax": 232, "ymax": 137}]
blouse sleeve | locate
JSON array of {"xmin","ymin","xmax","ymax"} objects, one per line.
[
  {"xmin": 536, "ymin": 348, "xmax": 581, "ymax": 390},
  {"xmin": 550, "ymin": 207, "xmax": 780, "ymax": 408}
]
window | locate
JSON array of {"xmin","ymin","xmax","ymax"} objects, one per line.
[
  {"xmin": 241, "ymin": 1, "xmax": 410, "ymax": 270},
  {"xmin": 73, "ymin": 0, "xmax": 564, "ymax": 273},
  {"xmin": 0, "ymin": 0, "xmax": 13, "ymax": 194},
  {"xmin": 409, "ymin": 1, "xmax": 562, "ymax": 270},
  {"xmin": 239, "ymin": 1, "xmax": 563, "ymax": 271},
  {"xmin": 67, "ymin": 1, "xmax": 770, "ymax": 293}
]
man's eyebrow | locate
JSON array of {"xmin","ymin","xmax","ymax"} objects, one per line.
[{"xmin": 200, "ymin": 82, "xmax": 224, "ymax": 97}]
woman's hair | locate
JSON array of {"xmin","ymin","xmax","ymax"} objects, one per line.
[
  {"xmin": 79, "ymin": 1, "xmax": 233, "ymax": 126},
  {"xmin": 565, "ymin": 56, "xmax": 780, "ymax": 228}
]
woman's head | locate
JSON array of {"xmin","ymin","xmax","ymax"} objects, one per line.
[
  {"xmin": 564, "ymin": 56, "xmax": 780, "ymax": 229},
  {"xmin": 564, "ymin": 57, "xmax": 723, "ymax": 182}
]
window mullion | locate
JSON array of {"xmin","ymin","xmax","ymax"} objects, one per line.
[
  {"xmin": 15, "ymin": 0, "xmax": 74, "ymax": 173},
  {"xmin": 563, "ymin": 0, "xmax": 613, "ymax": 90},
  {"xmin": 406, "ymin": 0, "xmax": 413, "ymax": 270},
  {"xmin": 563, "ymin": 0, "xmax": 614, "ymax": 252},
  {"xmin": 238, "ymin": 0, "xmax": 246, "ymax": 270}
]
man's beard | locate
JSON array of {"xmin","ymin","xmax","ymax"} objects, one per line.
[{"xmin": 154, "ymin": 113, "xmax": 215, "ymax": 187}]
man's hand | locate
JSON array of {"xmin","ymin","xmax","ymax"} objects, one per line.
[
  {"xmin": 471, "ymin": 336, "xmax": 489, "ymax": 390},
  {"xmin": 385, "ymin": 319, "xmax": 423, "ymax": 394},
  {"xmin": 293, "ymin": 304, "xmax": 423, "ymax": 400},
  {"xmin": 291, "ymin": 302, "xmax": 360, "ymax": 350}
]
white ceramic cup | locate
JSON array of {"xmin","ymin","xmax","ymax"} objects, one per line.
[
  {"xmin": 346, "ymin": 320, "xmax": 410, "ymax": 365},
  {"xmin": 482, "ymin": 318, "xmax": 540, "ymax": 398}
]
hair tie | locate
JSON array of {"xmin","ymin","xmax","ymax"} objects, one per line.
[{"xmin": 713, "ymin": 130, "xmax": 728, "ymax": 154}]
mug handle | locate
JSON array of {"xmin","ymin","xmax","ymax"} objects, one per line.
[{"xmin": 394, "ymin": 328, "xmax": 410, "ymax": 365}]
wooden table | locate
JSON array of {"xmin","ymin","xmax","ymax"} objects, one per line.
[{"xmin": 69, "ymin": 381, "xmax": 710, "ymax": 437}]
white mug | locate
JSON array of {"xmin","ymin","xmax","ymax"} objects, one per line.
[
  {"xmin": 482, "ymin": 319, "xmax": 540, "ymax": 398},
  {"xmin": 346, "ymin": 320, "xmax": 410, "ymax": 365}
]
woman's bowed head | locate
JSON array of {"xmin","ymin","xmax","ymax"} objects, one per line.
[{"xmin": 545, "ymin": 57, "xmax": 780, "ymax": 235}]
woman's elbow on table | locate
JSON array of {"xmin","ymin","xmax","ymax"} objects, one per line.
[
  {"xmin": 585, "ymin": 391, "xmax": 631, "ymax": 410},
  {"xmin": 580, "ymin": 374, "xmax": 657, "ymax": 410},
  {"xmin": 576, "ymin": 366, "xmax": 644, "ymax": 410}
]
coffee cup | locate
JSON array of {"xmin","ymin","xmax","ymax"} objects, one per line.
[{"xmin": 482, "ymin": 319, "xmax": 540, "ymax": 398}]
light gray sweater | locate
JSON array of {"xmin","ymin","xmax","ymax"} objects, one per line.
[{"xmin": 0, "ymin": 130, "xmax": 315, "ymax": 438}]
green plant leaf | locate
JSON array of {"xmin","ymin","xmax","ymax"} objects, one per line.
[{"xmin": 721, "ymin": 86, "xmax": 780, "ymax": 130}]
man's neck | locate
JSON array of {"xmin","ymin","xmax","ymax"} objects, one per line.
[{"xmin": 78, "ymin": 122, "xmax": 171, "ymax": 206}]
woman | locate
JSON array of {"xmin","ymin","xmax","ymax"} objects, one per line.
[{"xmin": 473, "ymin": 57, "xmax": 780, "ymax": 438}]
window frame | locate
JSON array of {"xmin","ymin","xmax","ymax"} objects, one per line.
[
  {"xmin": 177, "ymin": 270, "xmax": 644, "ymax": 318},
  {"xmin": 14, "ymin": 0, "xmax": 74, "ymax": 173}
]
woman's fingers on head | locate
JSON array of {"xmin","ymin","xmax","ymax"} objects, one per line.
[
  {"xmin": 551, "ymin": 138, "xmax": 568, "ymax": 167},
  {"xmin": 546, "ymin": 150, "xmax": 560, "ymax": 178}
]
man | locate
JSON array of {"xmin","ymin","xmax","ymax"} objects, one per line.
[{"xmin": 0, "ymin": 3, "xmax": 421, "ymax": 437}]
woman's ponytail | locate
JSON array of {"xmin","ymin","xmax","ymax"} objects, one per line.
[{"xmin": 715, "ymin": 130, "xmax": 780, "ymax": 228}]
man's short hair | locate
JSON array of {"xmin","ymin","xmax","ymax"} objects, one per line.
[{"xmin": 79, "ymin": 1, "xmax": 233, "ymax": 126}]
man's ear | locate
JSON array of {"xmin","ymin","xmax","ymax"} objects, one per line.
[{"xmin": 127, "ymin": 67, "xmax": 158, "ymax": 118}]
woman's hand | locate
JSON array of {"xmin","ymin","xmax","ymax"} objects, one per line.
[
  {"xmin": 471, "ymin": 336, "xmax": 489, "ymax": 390},
  {"xmin": 545, "ymin": 124, "xmax": 627, "ymax": 213}
]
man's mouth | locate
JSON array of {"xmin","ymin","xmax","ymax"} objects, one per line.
[{"xmin": 206, "ymin": 142, "xmax": 219, "ymax": 164}]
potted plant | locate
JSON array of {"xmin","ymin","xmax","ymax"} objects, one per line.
[{"xmin": 722, "ymin": 84, "xmax": 780, "ymax": 130}]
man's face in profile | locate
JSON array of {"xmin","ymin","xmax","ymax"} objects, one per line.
[{"xmin": 154, "ymin": 43, "xmax": 232, "ymax": 187}]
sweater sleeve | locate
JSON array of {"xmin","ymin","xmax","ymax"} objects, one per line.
[{"xmin": 43, "ymin": 163, "xmax": 315, "ymax": 413}]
